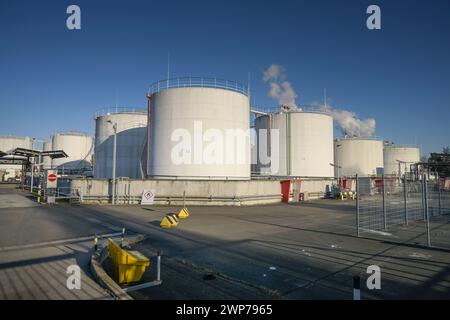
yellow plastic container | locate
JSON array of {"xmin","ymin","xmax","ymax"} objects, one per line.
[{"xmin": 108, "ymin": 239, "xmax": 150, "ymax": 284}]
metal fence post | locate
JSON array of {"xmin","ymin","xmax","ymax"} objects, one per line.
[
  {"xmin": 356, "ymin": 174, "xmax": 360, "ymax": 237},
  {"xmin": 438, "ymin": 179, "xmax": 442, "ymax": 216},
  {"xmin": 382, "ymin": 174, "xmax": 387, "ymax": 230},
  {"xmin": 424, "ymin": 175, "xmax": 431, "ymax": 247},
  {"xmin": 403, "ymin": 174, "xmax": 408, "ymax": 225},
  {"xmin": 420, "ymin": 174, "xmax": 426, "ymax": 221}
]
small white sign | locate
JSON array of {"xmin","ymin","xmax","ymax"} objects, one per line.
[
  {"xmin": 141, "ymin": 189, "xmax": 155, "ymax": 205},
  {"xmin": 46, "ymin": 170, "xmax": 58, "ymax": 189}
]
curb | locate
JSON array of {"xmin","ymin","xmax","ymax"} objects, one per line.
[{"xmin": 90, "ymin": 235, "xmax": 148, "ymax": 300}]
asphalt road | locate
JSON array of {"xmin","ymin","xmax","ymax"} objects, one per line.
[
  {"xmin": 1, "ymin": 184, "xmax": 450, "ymax": 300},
  {"xmin": 0, "ymin": 185, "xmax": 121, "ymax": 299}
]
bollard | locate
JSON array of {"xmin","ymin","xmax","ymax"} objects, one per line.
[
  {"xmin": 94, "ymin": 235, "xmax": 98, "ymax": 252},
  {"xmin": 121, "ymin": 227, "xmax": 125, "ymax": 247},
  {"xmin": 157, "ymin": 250, "xmax": 162, "ymax": 282},
  {"xmin": 353, "ymin": 275, "xmax": 361, "ymax": 300}
]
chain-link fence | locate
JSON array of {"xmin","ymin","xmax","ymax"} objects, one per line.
[{"xmin": 356, "ymin": 174, "xmax": 450, "ymax": 248}]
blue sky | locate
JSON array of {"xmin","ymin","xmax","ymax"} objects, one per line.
[{"xmin": 0, "ymin": 0, "xmax": 449, "ymax": 155}]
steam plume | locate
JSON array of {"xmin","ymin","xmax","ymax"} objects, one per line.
[
  {"xmin": 263, "ymin": 64, "xmax": 376, "ymax": 137},
  {"xmin": 317, "ymin": 103, "xmax": 376, "ymax": 137},
  {"xmin": 263, "ymin": 64, "xmax": 297, "ymax": 109}
]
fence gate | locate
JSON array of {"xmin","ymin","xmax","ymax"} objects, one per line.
[{"xmin": 356, "ymin": 174, "xmax": 450, "ymax": 249}]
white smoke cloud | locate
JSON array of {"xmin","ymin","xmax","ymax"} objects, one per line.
[
  {"xmin": 263, "ymin": 64, "xmax": 285, "ymax": 82},
  {"xmin": 316, "ymin": 102, "xmax": 376, "ymax": 137},
  {"xmin": 263, "ymin": 64, "xmax": 297, "ymax": 109},
  {"xmin": 262, "ymin": 64, "xmax": 376, "ymax": 136}
]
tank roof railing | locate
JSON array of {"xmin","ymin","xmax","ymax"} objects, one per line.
[
  {"xmin": 0, "ymin": 135, "xmax": 31, "ymax": 140},
  {"xmin": 94, "ymin": 107, "xmax": 147, "ymax": 118},
  {"xmin": 53, "ymin": 130, "xmax": 90, "ymax": 137},
  {"xmin": 383, "ymin": 143, "xmax": 420, "ymax": 149},
  {"xmin": 251, "ymin": 105, "xmax": 332, "ymax": 116},
  {"xmin": 335, "ymin": 135, "xmax": 383, "ymax": 141},
  {"xmin": 149, "ymin": 77, "xmax": 249, "ymax": 96}
]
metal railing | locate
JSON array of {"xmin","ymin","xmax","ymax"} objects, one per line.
[
  {"xmin": 335, "ymin": 135, "xmax": 383, "ymax": 141},
  {"xmin": 383, "ymin": 143, "xmax": 420, "ymax": 149},
  {"xmin": 52, "ymin": 130, "xmax": 90, "ymax": 137},
  {"xmin": 94, "ymin": 107, "xmax": 147, "ymax": 118},
  {"xmin": 149, "ymin": 77, "xmax": 249, "ymax": 96},
  {"xmin": 251, "ymin": 105, "xmax": 333, "ymax": 116}
]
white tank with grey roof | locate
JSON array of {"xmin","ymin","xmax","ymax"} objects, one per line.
[
  {"xmin": 42, "ymin": 140, "xmax": 52, "ymax": 169},
  {"xmin": 0, "ymin": 135, "xmax": 33, "ymax": 181},
  {"xmin": 51, "ymin": 131, "xmax": 93, "ymax": 172},
  {"xmin": 334, "ymin": 137, "xmax": 384, "ymax": 177},
  {"xmin": 148, "ymin": 77, "xmax": 250, "ymax": 180},
  {"xmin": 94, "ymin": 108, "xmax": 148, "ymax": 179},
  {"xmin": 383, "ymin": 144, "xmax": 420, "ymax": 176},
  {"xmin": 254, "ymin": 108, "xmax": 334, "ymax": 177}
]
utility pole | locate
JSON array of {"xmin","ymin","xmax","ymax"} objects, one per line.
[
  {"xmin": 108, "ymin": 121, "xmax": 118, "ymax": 204},
  {"xmin": 30, "ymin": 138, "xmax": 35, "ymax": 192}
]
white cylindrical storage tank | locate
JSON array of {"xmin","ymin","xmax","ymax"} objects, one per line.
[
  {"xmin": 0, "ymin": 135, "xmax": 32, "ymax": 152},
  {"xmin": 42, "ymin": 140, "xmax": 52, "ymax": 169},
  {"xmin": 255, "ymin": 110, "xmax": 334, "ymax": 177},
  {"xmin": 0, "ymin": 135, "xmax": 33, "ymax": 181},
  {"xmin": 334, "ymin": 137, "xmax": 384, "ymax": 176},
  {"xmin": 51, "ymin": 132, "xmax": 93, "ymax": 172},
  {"xmin": 383, "ymin": 145, "xmax": 420, "ymax": 176},
  {"xmin": 149, "ymin": 78, "xmax": 250, "ymax": 179},
  {"xmin": 94, "ymin": 109, "xmax": 148, "ymax": 179}
]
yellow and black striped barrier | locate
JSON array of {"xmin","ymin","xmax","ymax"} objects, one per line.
[
  {"xmin": 160, "ymin": 214, "xmax": 179, "ymax": 229},
  {"xmin": 160, "ymin": 207, "xmax": 190, "ymax": 228},
  {"xmin": 178, "ymin": 207, "xmax": 190, "ymax": 219}
]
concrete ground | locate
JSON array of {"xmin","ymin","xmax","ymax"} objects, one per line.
[
  {"xmin": 1, "ymin": 184, "xmax": 450, "ymax": 299},
  {"xmin": 124, "ymin": 203, "xmax": 450, "ymax": 300},
  {"xmin": 0, "ymin": 240, "xmax": 113, "ymax": 299},
  {"xmin": 0, "ymin": 185, "xmax": 120, "ymax": 299}
]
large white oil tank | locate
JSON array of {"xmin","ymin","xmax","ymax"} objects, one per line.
[
  {"xmin": 0, "ymin": 135, "xmax": 32, "ymax": 152},
  {"xmin": 51, "ymin": 132, "xmax": 93, "ymax": 172},
  {"xmin": 149, "ymin": 77, "xmax": 250, "ymax": 179},
  {"xmin": 0, "ymin": 135, "xmax": 33, "ymax": 181},
  {"xmin": 42, "ymin": 140, "xmax": 52, "ymax": 169},
  {"xmin": 94, "ymin": 109, "xmax": 148, "ymax": 179},
  {"xmin": 254, "ymin": 110, "xmax": 334, "ymax": 177},
  {"xmin": 383, "ymin": 144, "xmax": 420, "ymax": 176},
  {"xmin": 334, "ymin": 137, "xmax": 384, "ymax": 177}
]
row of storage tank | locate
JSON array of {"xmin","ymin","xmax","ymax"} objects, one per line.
[
  {"xmin": 254, "ymin": 112, "xmax": 420, "ymax": 177},
  {"xmin": 0, "ymin": 78, "xmax": 421, "ymax": 180},
  {"xmin": 0, "ymin": 133, "xmax": 93, "ymax": 180},
  {"xmin": 92, "ymin": 81, "xmax": 420, "ymax": 179}
]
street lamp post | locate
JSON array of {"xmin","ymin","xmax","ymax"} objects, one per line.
[
  {"xmin": 30, "ymin": 138, "xmax": 35, "ymax": 192},
  {"xmin": 335, "ymin": 144, "xmax": 342, "ymax": 185},
  {"xmin": 108, "ymin": 121, "xmax": 118, "ymax": 204},
  {"xmin": 330, "ymin": 163, "xmax": 342, "ymax": 186}
]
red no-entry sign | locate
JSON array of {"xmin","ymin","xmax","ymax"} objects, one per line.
[{"xmin": 46, "ymin": 170, "xmax": 58, "ymax": 188}]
